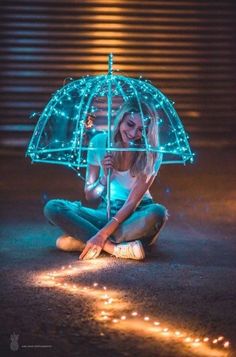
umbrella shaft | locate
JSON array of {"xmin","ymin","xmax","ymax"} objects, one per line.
[{"xmin": 106, "ymin": 168, "xmax": 111, "ymax": 221}]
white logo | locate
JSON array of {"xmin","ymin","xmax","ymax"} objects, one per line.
[{"xmin": 10, "ymin": 332, "xmax": 19, "ymax": 351}]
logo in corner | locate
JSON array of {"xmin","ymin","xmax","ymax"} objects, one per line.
[{"xmin": 10, "ymin": 332, "xmax": 19, "ymax": 351}]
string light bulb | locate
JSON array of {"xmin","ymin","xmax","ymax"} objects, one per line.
[{"xmin": 34, "ymin": 260, "xmax": 230, "ymax": 355}]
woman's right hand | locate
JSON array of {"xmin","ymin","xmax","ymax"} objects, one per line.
[{"xmin": 101, "ymin": 153, "xmax": 115, "ymax": 177}]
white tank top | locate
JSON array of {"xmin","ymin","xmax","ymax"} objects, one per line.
[{"xmin": 87, "ymin": 132, "xmax": 162, "ymax": 201}]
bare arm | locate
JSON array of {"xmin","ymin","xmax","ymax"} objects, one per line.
[
  {"xmin": 79, "ymin": 175, "xmax": 155, "ymax": 259},
  {"xmin": 98, "ymin": 172, "xmax": 157, "ymax": 241},
  {"xmin": 84, "ymin": 153, "xmax": 115, "ymax": 201},
  {"xmin": 79, "ymin": 171, "xmax": 157, "ymax": 260},
  {"xmin": 84, "ymin": 164, "xmax": 106, "ymax": 201}
]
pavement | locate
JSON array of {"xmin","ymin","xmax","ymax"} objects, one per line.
[{"xmin": 0, "ymin": 147, "xmax": 236, "ymax": 357}]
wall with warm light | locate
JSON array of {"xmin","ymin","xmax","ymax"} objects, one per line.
[{"xmin": 1, "ymin": 0, "xmax": 236, "ymax": 148}]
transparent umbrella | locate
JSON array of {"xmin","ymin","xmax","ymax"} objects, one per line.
[{"xmin": 26, "ymin": 54, "xmax": 194, "ymax": 218}]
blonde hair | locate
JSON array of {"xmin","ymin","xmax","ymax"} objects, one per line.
[{"xmin": 111, "ymin": 98, "xmax": 159, "ymax": 177}]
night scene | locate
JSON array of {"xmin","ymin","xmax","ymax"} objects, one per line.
[{"xmin": 1, "ymin": 1, "xmax": 236, "ymax": 357}]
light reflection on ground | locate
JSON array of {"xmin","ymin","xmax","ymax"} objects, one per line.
[{"xmin": 32, "ymin": 258, "xmax": 230, "ymax": 357}]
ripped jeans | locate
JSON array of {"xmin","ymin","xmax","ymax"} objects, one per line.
[{"xmin": 44, "ymin": 198, "xmax": 168, "ymax": 248}]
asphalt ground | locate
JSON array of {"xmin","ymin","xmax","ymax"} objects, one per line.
[{"xmin": 0, "ymin": 147, "xmax": 236, "ymax": 357}]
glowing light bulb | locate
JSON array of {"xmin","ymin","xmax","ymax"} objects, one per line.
[{"xmin": 185, "ymin": 337, "xmax": 192, "ymax": 343}]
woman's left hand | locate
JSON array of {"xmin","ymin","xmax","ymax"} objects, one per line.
[{"xmin": 79, "ymin": 233, "xmax": 106, "ymax": 260}]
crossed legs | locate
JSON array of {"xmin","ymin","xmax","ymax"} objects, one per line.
[{"xmin": 44, "ymin": 199, "xmax": 167, "ymax": 254}]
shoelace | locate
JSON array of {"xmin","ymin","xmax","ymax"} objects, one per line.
[{"xmin": 116, "ymin": 244, "xmax": 135, "ymax": 259}]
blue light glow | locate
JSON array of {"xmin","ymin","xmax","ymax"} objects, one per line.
[{"xmin": 26, "ymin": 55, "xmax": 194, "ymax": 169}]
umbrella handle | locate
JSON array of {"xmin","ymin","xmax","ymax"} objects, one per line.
[
  {"xmin": 106, "ymin": 167, "xmax": 111, "ymax": 221},
  {"xmin": 106, "ymin": 53, "xmax": 113, "ymax": 221}
]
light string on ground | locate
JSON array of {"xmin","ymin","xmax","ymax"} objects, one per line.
[{"xmin": 32, "ymin": 259, "xmax": 230, "ymax": 357}]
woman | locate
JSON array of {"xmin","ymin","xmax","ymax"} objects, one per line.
[{"xmin": 44, "ymin": 99, "xmax": 168, "ymax": 260}]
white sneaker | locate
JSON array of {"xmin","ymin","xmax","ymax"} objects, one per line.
[{"xmin": 113, "ymin": 240, "xmax": 145, "ymax": 260}]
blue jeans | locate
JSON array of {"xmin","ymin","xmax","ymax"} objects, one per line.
[{"xmin": 44, "ymin": 198, "xmax": 168, "ymax": 248}]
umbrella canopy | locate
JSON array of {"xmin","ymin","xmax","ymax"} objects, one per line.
[{"xmin": 26, "ymin": 55, "xmax": 194, "ymax": 169}]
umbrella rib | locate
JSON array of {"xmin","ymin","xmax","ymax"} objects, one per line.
[
  {"xmin": 28, "ymin": 89, "xmax": 64, "ymax": 154},
  {"xmin": 113, "ymin": 76, "xmax": 128, "ymax": 101},
  {"xmin": 141, "ymin": 80, "xmax": 191, "ymax": 162},
  {"xmin": 75, "ymin": 76, "xmax": 106, "ymax": 167},
  {"xmin": 120, "ymin": 76, "xmax": 149, "ymax": 150},
  {"xmin": 72, "ymin": 76, "xmax": 94, "ymax": 158}
]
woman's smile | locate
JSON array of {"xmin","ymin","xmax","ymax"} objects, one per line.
[
  {"xmin": 125, "ymin": 133, "xmax": 134, "ymax": 140},
  {"xmin": 120, "ymin": 113, "xmax": 143, "ymax": 145}
]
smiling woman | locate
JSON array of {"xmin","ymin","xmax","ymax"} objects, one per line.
[
  {"xmin": 44, "ymin": 98, "xmax": 168, "ymax": 261},
  {"xmin": 111, "ymin": 99, "xmax": 157, "ymax": 176},
  {"xmin": 120, "ymin": 113, "xmax": 144, "ymax": 144}
]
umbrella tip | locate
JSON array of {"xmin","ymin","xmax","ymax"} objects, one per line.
[{"xmin": 108, "ymin": 53, "xmax": 113, "ymax": 75}]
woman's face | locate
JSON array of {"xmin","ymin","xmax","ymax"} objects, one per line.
[{"xmin": 119, "ymin": 112, "xmax": 144, "ymax": 146}]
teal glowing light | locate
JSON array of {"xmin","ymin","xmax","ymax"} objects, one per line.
[{"xmin": 26, "ymin": 54, "xmax": 194, "ymax": 169}]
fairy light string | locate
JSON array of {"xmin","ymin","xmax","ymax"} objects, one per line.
[
  {"xmin": 26, "ymin": 55, "xmax": 194, "ymax": 170},
  {"xmin": 33, "ymin": 259, "xmax": 231, "ymax": 356}
]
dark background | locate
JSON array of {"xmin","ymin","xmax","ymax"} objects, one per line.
[
  {"xmin": 1, "ymin": 0, "xmax": 236, "ymax": 150},
  {"xmin": 1, "ymin": 1, "xmax": 236, "ymax": 357}
]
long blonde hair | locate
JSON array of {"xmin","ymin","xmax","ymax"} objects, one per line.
[{"xmin": 111, "ymin": 98, "xmax": 159, "ymax": 177}]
